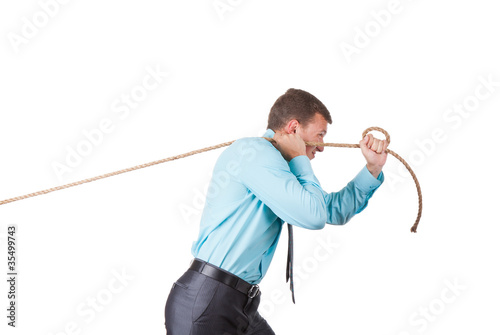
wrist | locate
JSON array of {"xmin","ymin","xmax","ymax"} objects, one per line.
[
  {"xmin": 287, "ymin": 152, "xmax": 306, "ymax": 161},
  {"xmin": 366, "ymin": 163, "xmax": 382, "ymax": 179}
]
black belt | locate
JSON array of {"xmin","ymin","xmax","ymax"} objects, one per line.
[{"xmin": 189, "ymin": 259, "xmax": 260, "ymax": 298}]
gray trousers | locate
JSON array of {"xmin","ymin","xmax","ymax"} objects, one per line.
[{"xmin": 165, "ymin": 266, "xmax": 275, "ymax": 335}]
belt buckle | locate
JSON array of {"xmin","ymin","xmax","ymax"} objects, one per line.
[{"xmin": 248, "ymin": 285, "xmax": 260, "ymax": 298}]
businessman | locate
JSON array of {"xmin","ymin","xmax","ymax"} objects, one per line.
[{"xmin": 165, "ymin": 88, "xmax": 388, "ymax": 334}]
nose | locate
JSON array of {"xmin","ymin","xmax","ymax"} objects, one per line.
[{"xmin": 317, "ymin": 139, "xmax": 324, "ymax": 152}]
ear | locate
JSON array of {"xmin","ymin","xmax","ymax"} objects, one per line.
[{"xmin": 283, "ymin": 119, "xmax": 300, "ymax": 134}]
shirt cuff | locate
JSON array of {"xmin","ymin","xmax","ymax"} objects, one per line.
[
  {"xmin": 288, "ymin": 155, "xmax": 313, "ymax": 177},
  {"xmin": 353, "ymin": 165, "xmax": 384, "ymax": 193}
]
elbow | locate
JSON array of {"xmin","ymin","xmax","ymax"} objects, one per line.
[
  {"xmin": 310, "ymin": 220, "xmax": 326, "ymax": 230},
  {"xmin": 289, "ymin": 196, "xmax": 327, "ymax": 230},
  {"xmin": 298, "ymin": 211, "xmax": 327, "ymax": 230},
  {"xmin": 308, "ymin": 202, "xmax": 328, "ymax": 230}
]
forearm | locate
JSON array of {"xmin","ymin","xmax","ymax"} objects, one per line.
[
  {"xmin": 325, "ymin": 166, "xmax": 384, "ymax": 225},
  {"xmin": 238, "ymin": 142, "xmax": 327, "ymax": 230}
]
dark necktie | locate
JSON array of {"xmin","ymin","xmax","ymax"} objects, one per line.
[{"xmin": 286, "ymin": 223, "xmax": 295, "ymax": 303}]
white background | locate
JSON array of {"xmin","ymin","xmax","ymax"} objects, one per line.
[{"xmin": 0, "ymin": 0, "xmax": 499, "ymax": 334}]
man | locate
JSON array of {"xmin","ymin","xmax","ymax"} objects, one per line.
[{"xmin": 165, "ymin": 88, "xmax": 388, "ymax": 334}]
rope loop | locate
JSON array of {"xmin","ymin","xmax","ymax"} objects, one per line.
[{"xmin": 362, "ymin": 126, "xmax": 391, "ymax": 145}]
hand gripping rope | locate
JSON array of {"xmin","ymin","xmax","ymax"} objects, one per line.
[{"xmin": 0, "ymin": 127, "xmax": 422, "ymax": 232}]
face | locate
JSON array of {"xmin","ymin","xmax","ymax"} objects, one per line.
[{"xmin": 296, "ymin": 113, "xmax": 328, "ymax": 160}]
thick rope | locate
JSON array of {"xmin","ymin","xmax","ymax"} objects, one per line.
[{"xmin": 0, "ymin": 127, "xmax": 422, "ymax": 232}]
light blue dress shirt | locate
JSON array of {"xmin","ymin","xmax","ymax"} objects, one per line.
[{"xmin": 191, "ymin": 129, "xmax": 384, "ymax": 284}]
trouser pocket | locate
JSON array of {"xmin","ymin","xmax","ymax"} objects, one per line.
[{"xmin": 192, "ymin": 277, "xmax": 221, "ymax": 322}]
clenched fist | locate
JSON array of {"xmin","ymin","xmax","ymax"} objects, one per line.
[
  {"xmin": 359, "ymin": 134, "xmax": 388, "ymax": 178},
  {"xmin": 273, "ymin": 131, "xmax": 307, "ymax": 161}
]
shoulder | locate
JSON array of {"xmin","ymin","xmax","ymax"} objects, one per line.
[
  {"xmin": 218, "ymin": 136, "xmax": 285, "ymax": 168},
  {"xmin": 228, "ymin": 136, "xmax": 276, "ymax": 157}
]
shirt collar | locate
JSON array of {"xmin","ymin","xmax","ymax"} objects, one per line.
[{"xmin": 263, "ymin": 129, "xmax": 275, "ymax": 138}]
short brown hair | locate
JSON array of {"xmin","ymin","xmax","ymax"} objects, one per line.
[{"xmin": 267, "ymin": 88, "xmax": 332, "ymax": 130}]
